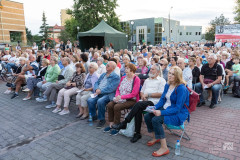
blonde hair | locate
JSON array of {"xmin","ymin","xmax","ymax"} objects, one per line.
[
  {"xmin": 168, "ymin": 66, "xmax": 186, "ymax": 86},
  {"xmin": 42, "ymin": 58, "xmax": 50, "ymax": 65}
]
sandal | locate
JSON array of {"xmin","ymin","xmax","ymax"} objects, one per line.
[
  {"xmin": 152, "ymin": 149, "xmax": 169, "ymax": 157},
  {"xmin": 147, "ymin": 139, "xmax": 160, "ymax": 146}
]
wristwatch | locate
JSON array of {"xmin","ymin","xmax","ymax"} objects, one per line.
[{"xmin": 148, "ymin": 93, "xmax": 152, "ymax": 98}]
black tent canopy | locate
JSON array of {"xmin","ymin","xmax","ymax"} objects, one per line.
[{"xmin": 77, "ymin": 20, "xmax": 127, "ymax": 51}]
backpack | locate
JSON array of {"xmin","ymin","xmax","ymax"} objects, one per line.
[
  {"xmin": 175, "ymin": 85, "xmax": 200, "ymax": 113},
  {"xmin": 232, "ymin": 79, "xmax": 240, "ymax": 98}
]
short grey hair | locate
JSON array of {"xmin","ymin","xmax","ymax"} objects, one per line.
[
  {"xmin": 177, "ymin": 58, "xmax": 185, "ymax": 63},
  {"xmin": 97, "ymin": 57, "xmax": 104, "ymax": 63},
  {"xmin": 64, "ymin": 57, "xmax": 71, "ymax": 64},
  {"xmin": 209, "ymin": 53, "xmax": 217, "ymax": 60},
  {"xmin": 90, "ymin": 62, "xmax": 98, "ymax": 70}
]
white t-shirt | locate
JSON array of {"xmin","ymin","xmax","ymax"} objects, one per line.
[
  {"xmin": 9, "ymin": 56, "xmax": 17, "ymax": 63},
  {"xmin": 2, "ymin": 55, "xmax": 11, "ymax": 62},
  {"xmin": 141, "ymin": 76, "xmax": 166, "ymax": 105}
]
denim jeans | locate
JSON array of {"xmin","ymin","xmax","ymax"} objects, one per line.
[
  {"xmin": 87, "ymin": 94, "xmax": 110, "ymax": 120},
  {"xmin": 6, "ymin": 63, "xmax": 17, "ymax": 73},
  {"xmin": 194, "ymin": 82, "xmax": 222, "ymax": 105},
  {"xmin": 144, "ymin": 107, "xmax": 165, "ymax": 139}
]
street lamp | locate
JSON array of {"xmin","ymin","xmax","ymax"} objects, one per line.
[
  {"xmin": 169, "ymin": 6, "xmax": 173, "ymax": 44},
  {"xmin": 130, "ymin": 21, "xmax": 134, "ymax": 51},
  {"xmin": 77, "ymin": 26, "xmax": 80, "ymax": 40}
]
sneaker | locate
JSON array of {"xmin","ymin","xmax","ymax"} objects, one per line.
[
  {"xmin": 58, "ymin": 109, "xmax": 70, "ymax": 115},
  {"xmin": 11, "ymin": 93, "xmax": 19, "ymax": 99},
  {"xmin": 23, "ymin": 97, "xmax": 31, "ymax": 101},
  {"xmin": 52, "ymin": 108, "xmax": 61, "ymax": 113},
  {"xmin": 223, "ymin": 86, "xmax": 230, "ymax": 90},
  {"xmin": 103, "ymin": 126, "xmax": 112, "ymax": 133},
  {"xmin": 109, "ymin": 129, "xmax": 119, "ymax": 136},
  {"xmin": 22, "ymin": 88, "xmax": 30, "ymax": 92},
  {"xmin": 45, "ymin": 104, "xmax": 56, "ymax": 109},
  {"xmin": 36, "ymin": 97, "xmax": 47, "ymax": 102},
  {"xmin": 4, "ymin": 90, "xmax": 11, "ymax": 94},
  {"xmin": 96, "ymin": 120, "xmax": 106, "ymax": 129}
]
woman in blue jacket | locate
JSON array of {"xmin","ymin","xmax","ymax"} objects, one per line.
[{"xmin": 144, "ymin": 66, "xmax": 190, "ymax": 157}]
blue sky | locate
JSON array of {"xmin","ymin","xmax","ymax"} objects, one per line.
[{"xmin": 15, "ymin": 0, "xmax": 236, "ymax": 34}]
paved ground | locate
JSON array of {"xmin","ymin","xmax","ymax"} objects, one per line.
[{"xmin": 0, "ymin": 81, "xmax": 239, "ymax": 160}]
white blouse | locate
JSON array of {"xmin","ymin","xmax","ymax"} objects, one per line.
[{"xmin": 163, "ymin": 87, "xmax": 175, "ymax": 109}]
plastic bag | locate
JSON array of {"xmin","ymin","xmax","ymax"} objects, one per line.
[{"xmin": 119, "ymin": 113, "xmax": 135, "ymax": 137}]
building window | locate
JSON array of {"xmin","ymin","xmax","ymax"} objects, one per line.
[
  {"xmin": 180, "ymin": 32, "xmax": 182, "ymax": 35},
  {"xmin": 134, "ymin": 30, "xmax": 136, "ymax": 34},
  {"xmin": 186, "ymin": 32, "xmax": 189, "ymax": 35},
  {"xmin": 196, "ymin": 32, "xmax": 198, "ymax": 35},
  {"xmin": 171, "ymin": 29, "xmax": 172, "ymax": 33},
  {"xmin": 199, "ymin": 32, "xmax": 201, "ymax": 35},
  {"xmin": 189, "ymin": 32, "xmax": 192, "ymax": 35},
  {"xmin": 139, "ymin": 29, "xmax": 145, "ymax": 43},
  {"xmin": 148, "ymin": 29, "xmax": 151, "ymax": 33},
  {"xmin": 154, "ymin": 23, "xmax": 162, "ymax": 45}
]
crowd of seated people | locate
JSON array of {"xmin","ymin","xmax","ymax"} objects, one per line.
[{"xmin": 0, "ymin": 40, "xmax": 240, "ymax": 157}]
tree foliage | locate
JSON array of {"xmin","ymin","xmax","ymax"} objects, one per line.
[
  {"xmin": 205, "ymin": 14, "xmax": 231, "ymax": 40},
  {"xmin": 39, "ymin": 12, "xmax": 50, "ymax": 41},
  {"xmin": 26, "ymin": 27, "xmax": 33, "ymax": 43},
  {"xmin": 64, "ymin": 0, "xmax": 122, "ymax": 40},
  {"xmin": 58, "ymin": 29, "xmax": 74, "ymax": 43},
  {"xmin": 234, "ymin": 0, "xmax": 240, "ymax": 23}
]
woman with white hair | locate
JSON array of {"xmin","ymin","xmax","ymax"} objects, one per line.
[
  {"xmin": 120, "ymin": 55, "xmax": 130, "ymax": 76},
  {"xmin": 96, "ymin": 57, "xmax": 106, "ymax": 75},
  {"xmin": 76, "ymin": 62, "xmax": 99, "ymax": 119}
]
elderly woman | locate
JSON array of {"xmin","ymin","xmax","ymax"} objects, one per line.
[
  {"xmin": 96, "ymin": 57, "xmax": 106, "ymax": 75},
  {"xmin": 52, "ymin": 63, "xmax": 86, "ymax": 115},
  {"xmin": 76, "ymin": 62, "xmax": 99, "ymax": 119},
  {"xmin": 4, "ymin": 57, "xmax": 26, "ymax": 94},
  {"xmin": 37, "ymin": 57, "xmax": 61, "ymax": 94},
  {"xmin": 144, "ymin": 66, "xmax": 189, "ymax": 157},
  {"xmin": 120, "ymin": 56, "xmax": 130, "ymax": 76},
  {"xmin": 104, "ymin": 63, "xmax": 140, "ymax": 135},
  {"xmin": 189, "ymin": 57, "xmax": 200, "ymax": 89},
  {"xmin": 23, "ymin": 59, "xmax": 49, "ymax": 100},
  {"xmin": 136, "ymin": 57, "xmax": 148, "ymax": 75}
]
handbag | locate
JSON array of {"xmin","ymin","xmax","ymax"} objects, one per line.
[
  {"xmin": 58, "ymin": 75, "xmax": 65, "ymax": 81},
  {"xmin": 203, "ymin": 78, "xmax": 214, "ymax": 84},
  {"xmin": 64, "ymin": 85, "xmax": 74, "ymax": 89},
  {"xmin": 119, "ymin": 113, "xmax": 135, "ymax": 137}
]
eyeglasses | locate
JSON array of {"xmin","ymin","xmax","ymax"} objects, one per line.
[{"xmin": 159, "ymin": 63, "xmax": 164, "ymax": 66}]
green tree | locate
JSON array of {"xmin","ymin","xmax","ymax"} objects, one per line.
[
  {"xmin": 234, "ymin": 0, "xmax": 240, "ymax": 23},
  {"xmin": 205, "ymin": 14, "xmax": 231, "ymax": 40},
  {"xmin": 58, "ymin": 29, "xmax": 74, "ymax": 43},
  {"xmin": 26, "ymin": 27, "xmax": 33, "ymax": 44},
  {"xmin": 65, "ymin": 0, "xmax": 122, "ymax": 40},
  {"xmin": 39, "ymin": 11, "xmax": 50, "ymax": 41}
]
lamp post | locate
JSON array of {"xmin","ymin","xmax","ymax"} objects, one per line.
[
  {"xmin": 77, "ymin": 26, "xmax": 80, "ymax": 40},
  {"xmin": 168, "ymin": 6, "xmax": 173, "ymax": 44},
  {"xmin": 130, "ymin": 21, "xmax": 134, "ymax": 51}
]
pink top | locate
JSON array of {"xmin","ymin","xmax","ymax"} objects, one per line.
[
  {"xmin": 115, "ymin": 75, "xmax": 140, "ymax": 102},
  {"xmin": 137, "ymin": 66, "xmax": 148, "ymax": 74}
]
